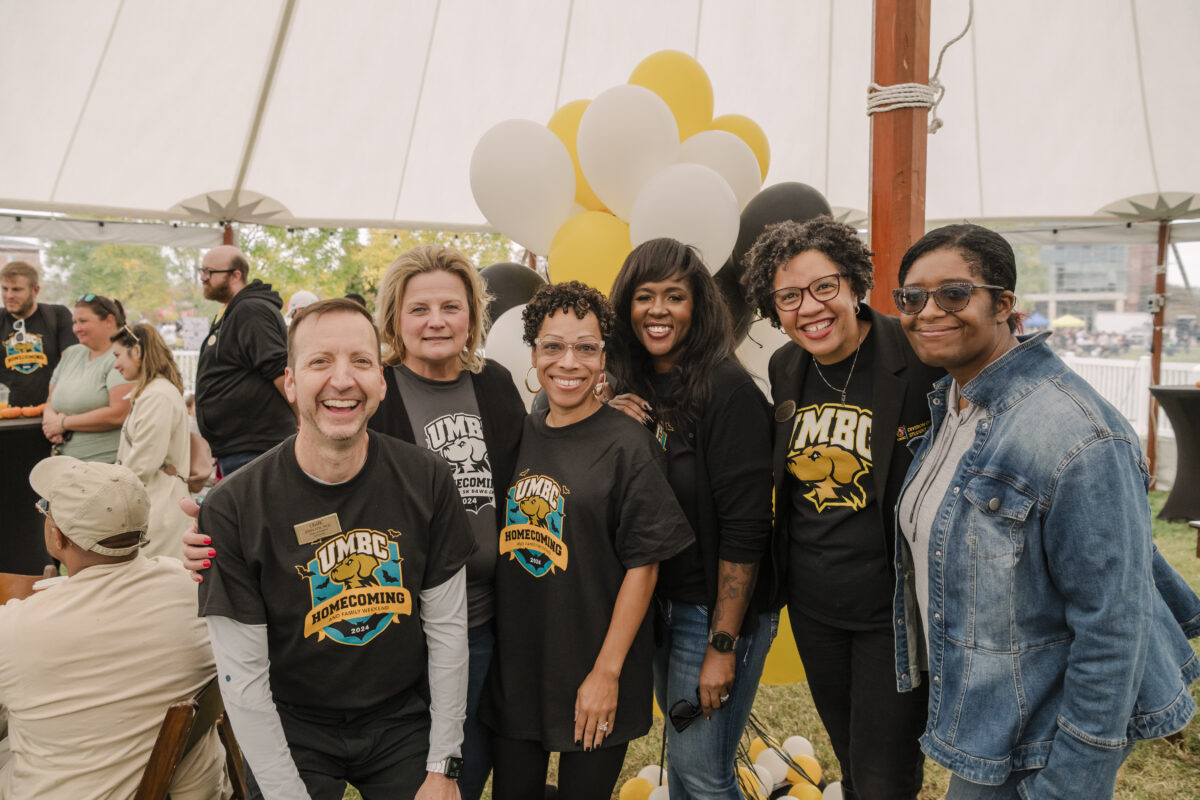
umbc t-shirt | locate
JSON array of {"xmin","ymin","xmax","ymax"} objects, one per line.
[
  {"xmin": 482, "ymin": 405, "xmax": 694, "ymax": 750},
  {"xmin": 198, "ymin": 432, "xmax": 475, "ymax": 712}
]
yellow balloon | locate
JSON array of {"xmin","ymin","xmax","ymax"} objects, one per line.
[
  {"xmin": 629, "ymin": 50, "xmax": 714, "ymax": 140},
  {"xmin": 652, "ymin": 695, "xmax": 663, "ymax": 719},
  {"xmin": 619, "ymin": 777, "xmax": 654, "ymax": 800},
  {"xmin": 709, "ymin": 114, "xmax": 770, "ymax": 180},
  {"xmin": 760, "ymin": 607, "xmax": 806, "ymax": 685},
  {"xmin": 788, "ymin": 754, "xmax": 823, "ymax": 786},
  {"xmin": 547, "ymin": 100, "xmax": 606, "ymax": 212},
  {"xmin": 547, "ymin": 211, "xmax": 631, "ymax": 293},
  {"xmin": 787, "ymin": 782, "xmax": 822, "ymax": 800},
  {"xmin": 736, "ymin": 766, "xmax": 768, "ymax": 800},
  {"xmin": 748, "ymin": 735, "xmax": 768, "ymax": 763}
]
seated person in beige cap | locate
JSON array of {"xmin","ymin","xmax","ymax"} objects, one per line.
[{"xmin": 0, "ymin": 457, "xmax": 229, "ymax": 800}]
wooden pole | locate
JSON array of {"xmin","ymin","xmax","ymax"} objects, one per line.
[
  {"xmin": 1146, "ymin": 219, "xmax": 1170, "ymax": 489},
  {"xmin": 222, "ymin": 223, "xmax": 235, "ymax": 246},
  {"xmin": 868, "ymin": 0, "xmax": 931, "ymax": 314}
]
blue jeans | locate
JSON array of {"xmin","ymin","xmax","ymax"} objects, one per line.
[
  {"xmin": 653, "ymin": 599, "xmax": 777, "ymax": 800},
  {"xmin": 217, "ymin": 451, "xmax": 262, "ymax": 478},
  {"xmin": 459, "ymin": 619, "xmax": 494, "ymax": 800}
]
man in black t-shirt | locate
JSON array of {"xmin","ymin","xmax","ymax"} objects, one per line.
[
  {"xmin": 1, "ymin": 261, "xmax": 75, "ymax": 406},
  {"xmin": 197, "ymin": 299, "xmax": 473, "ymax": 800}
]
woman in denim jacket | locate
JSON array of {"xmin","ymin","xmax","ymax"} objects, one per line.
[{"xmin": 891, "ymin": 223, "xmax": 1200, "ymax": 799}]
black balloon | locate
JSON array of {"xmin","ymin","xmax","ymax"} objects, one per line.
[
  {"xmin": 731, "ymin": 182, "xmax": 833, "ymax": 269},
  {"xmin": 479, "ymin": 262, "xmax": 546, "ymax": 323},
  {"xmin": 714, "ymin": 256, "xmax": 754, "ymax": 344}
]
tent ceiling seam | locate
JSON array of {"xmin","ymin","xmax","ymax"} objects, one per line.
[
  {"xmin": 393, "ymin": 0, "xmax": 442, "ymax": 221},
  {"xmin": 1128, "ymin": 0, "xmax": 1161, "ymax": 194},
  {"xmin": 50, "ymin": 0, "xmax": 126, "ymax": 202},
  {"xmin": 693, "ymin": 0, "xmax": 703, "ymax": 59},
  {"xmin": 232, "ymin": 0, "xmax": 297, "ymax": 211},
  {"xmin": 823, "ymin": 0, "xmax": 834, "ymax": 194},
  {"xmin": 970, "ymin": 20, "xmax": 984, "ymax": 216},
  {"xmin": 551, "ymin": 0, "xmax": 575, "ymax": 112}
]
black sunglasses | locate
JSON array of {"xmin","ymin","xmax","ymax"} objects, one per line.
[
  {"xmin": 892, "ymin": 282, "xmax": 1006, "ymax": 315},
  {"xmin": 668, "ymin": 690, "xmax": 704, "ymax": 733}
]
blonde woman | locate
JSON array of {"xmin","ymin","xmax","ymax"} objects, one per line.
[{"xmin": 110, "ymin": 323, "xmax": 192, "ymax": 560}]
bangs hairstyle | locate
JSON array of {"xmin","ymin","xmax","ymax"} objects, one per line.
[
  {"xmin": 75, "ymin": 294, "xmax": 126, "ymax": 327},
  {"xmin": 608, "ymin": 238, "xmax": 733, "ymax": 427},
  {"xmin": 376, "ymin": 245, "xmax": 491, "ymax": 373},
  {"xmin": 288, "ymin": 298, "xmax": 381, "ymax": 368},
  {"xmin": 744, "ymin": 217, "xmax": 874, "ymax": 328},
  {"xmin": 110, "ymin": 323, "xmax": 183, "ymax": 397},
  {"xmin": 898, "ymin": 223, "xmax": 1022, "ymax": 333},
  {"xmin": 521, "ymin": 281, "xmax": 615, "ymax": 346}
]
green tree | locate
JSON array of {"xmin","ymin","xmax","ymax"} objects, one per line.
[
  {"xmin": 45, "ymin": 241, "xmax": 175, "ymax": 321},
  {"xmin": 1014, "ymin": 245, "xmax": 1048, "ymax": 309}
]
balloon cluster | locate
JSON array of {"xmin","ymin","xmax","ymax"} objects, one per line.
[
  {"xmin": 740, "ymin": 719, "xmax": 844, "ymax": 800},
  {"xmin": 617, "ymin": 764, "xmax": 669, "ymax": 800},
  {"xmin": 471, "ymin": 50, "xmax": 775, "ymax": 293}
]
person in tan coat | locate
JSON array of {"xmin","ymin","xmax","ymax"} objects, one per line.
[
  {"xmin": 0, "ymin": 457, "xmax": 227, "ymax": 800},
  {"xmin": 111, "ymin": 323, "xmax": 193, "ymax": 559}
]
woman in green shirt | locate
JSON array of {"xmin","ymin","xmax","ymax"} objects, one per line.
[{"xmin": 41, "ymin": 294, "xmax": 133, "ymax": 462}]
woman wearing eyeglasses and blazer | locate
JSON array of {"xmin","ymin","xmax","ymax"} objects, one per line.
[{"xmin": 743, "ymin": 218, "xmax": 944, "ymax": 800}]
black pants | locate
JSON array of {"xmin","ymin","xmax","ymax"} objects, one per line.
[
  {"xmin": 490, "ymin": 735, "xmax": 628, "ymax": 800},
  {"xmin": 246, "ymin": 691, "xmax": 430, "ymax": 800},
  {"xmin": 789, "ymin": 609, "xmax": 928, "ymax": 800}
]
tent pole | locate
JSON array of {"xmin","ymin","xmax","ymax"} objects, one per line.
[
  {"xmin": 1146, "ymin": 219, "xmax": 1170, "ymax": 488},
  {"xmin": 867, "ymin": 0, "xmax": 931, "ymax": 313},
  {"xmin": 223, "ymin": 223, "xmax": 235, "ymax": 246}
]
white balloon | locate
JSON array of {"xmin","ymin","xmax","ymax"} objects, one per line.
[
  {"xmin": 577, "ymin": 84, "xmax": 679, "ymax": 221},
  {"xmin": 736, "ymin": 317, "xmax": 791, "ymax": 400},
  {"xmin": 783, "ymin": 735, "xmax": 816, "ymax": 759},
  {"xmin": 637, "ymin": 765, "xmax": 665, "ymax": 786},
  {"xmin": 648, "ymin": 786, "xmax": 671, "ymax": 800},
  {"xmin": 629, "ymin": 163, "xmax": 739, "ymax": 271},
  {"xmin": 822, "ymin": 781, "xmax": 845, "ymax": 800},
  {"xmin": 482, "ymin": 304, "xmax": 535, "ymax": 410},
  {"xmin": 753, "ymin": 748, "xmax": 789, "ymax": 786},
  {"xmin": 470, "ymin": 119, "xmax": 575, "ymax": 255},
  {"xmin": 680, "ymin": 130, "xmax": 763, "ymax": 211},
  {"xmin": 753, "ymin": 764, "xmax": 775, "ymax": 792}
]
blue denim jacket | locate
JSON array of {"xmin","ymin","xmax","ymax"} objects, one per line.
[{"xmin": 893, "ymin": 333, "xmax": 1200, "ymax": 798}]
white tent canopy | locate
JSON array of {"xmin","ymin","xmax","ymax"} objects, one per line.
[{"xmin": 2, "ymin": 0, "xmax": 1198, "ymax": 239}]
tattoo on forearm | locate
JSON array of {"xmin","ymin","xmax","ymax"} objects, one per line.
[{"xmin": 712, "ymin": 561, "xmax": 758, "ymax": 631}]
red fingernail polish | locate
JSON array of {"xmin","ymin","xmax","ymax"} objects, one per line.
[
  {"xmin": 208, "ymin": 549, "xmax": 216, "ymax": 557},
  {"xmin": 203, "ymin": 560, "xmax": 210, "ymax": 568},
  {"xmin": 204, "ymin": 537, "xmax": 212, "ymax": 545}
]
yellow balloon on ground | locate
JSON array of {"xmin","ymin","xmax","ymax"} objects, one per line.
[
  {"xmin": 736, "ymin": 766, "xmax": 768, "ymax": 800},
  {"xmin": 652, "ymin": 695, "xmax": 663, "ymax": 719},
  {"xmin": 709, "ymin": 113, "xmax": 770, "ymax": 180},
  {"xmin": 619, "ymin": 777, "xmax": 654, "ymax": 800},
  {"xmin": 547, "ymin": 100, "xmax": 606, "ymax": 212},
  {"xmin": 748, "ymin": 735, "xmax": 768, "ymax": 763},
  {"xmin": 787, "ymin": 782, "xmax": 823, "ymax": 800},
  {"xmin": 788, "ymin": 754, "xmax": 823, "ymax": 785},
  {"xmin": 629, "ymin": 50, "xmax": 714, "ymax": 140},
  {"xmin": 761, "ymin": 607, "xmax": 806, "ymax": 685},
  {"xmin": 548, "ymin": 211, "xmax": 631, "ymax": 293}
]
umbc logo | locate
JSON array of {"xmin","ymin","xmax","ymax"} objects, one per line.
[
  {"xmin": 295, "ymin": 528, "xmax": 410, "ymax": 646},
  {"xmin": 786, "ymin": 402, "xmax": 873, "ymax": 513},
  {"xmin": 500, "ymin": 472, "xmax": 569, "ymax": 577}
]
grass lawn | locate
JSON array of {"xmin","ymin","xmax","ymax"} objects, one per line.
[{"xmin": 346, "ymin": 491, "xmax": 1200, "ymax": 799}]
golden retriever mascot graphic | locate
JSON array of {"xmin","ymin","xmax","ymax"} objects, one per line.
[{"xmin": 786, "ymin": 403, "xmax": 873, "ymax": 513}]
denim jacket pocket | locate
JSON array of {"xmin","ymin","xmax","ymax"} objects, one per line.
[{"xmin": 961, "ymin": 474, "xmax": 1038, "ymax": 651}]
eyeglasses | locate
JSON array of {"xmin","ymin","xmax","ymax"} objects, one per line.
[
  {"xmin": 35, "ymin": 497, "xmax": 49, "ymax": 517},
  {"xmin": 197, "ymin": 267, "xmax": 236, "ymax": 279},
  {"xmin": 12, "ymin": 317, "xmax": 26, "ymax": 345},
  {"xmin": 533, "ymin": 337, "xmax": 605, "ymax": 361},
  {"xmin": 892, "ymin": 282, "xmax": 1006, "ymax": 315},
  {"xmin": 771, "ymin": 274, "xmax": 842, "ymax": 312}
]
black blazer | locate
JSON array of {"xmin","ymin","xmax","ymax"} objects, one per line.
[
  {"xmin": 763, "ymin": 304, "xmax": 945, "ymax": 617},
  {"xmin": 367, "ymin": 359, "xmax": 527, "ymax": 532}
]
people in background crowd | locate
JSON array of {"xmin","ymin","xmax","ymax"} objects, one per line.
[
  {"xmin": 42, "ymin": 294, "xmax": 134, "ymax": 463},
  {"xmin": 744, "ymin": 218, "xmax": 942, "ymax": 800},
  {"xmin": 0, "ymin": 457, "xmax": 227, "ymax": 799},
  {"xmin": 893, "ymin": 224, "xmax": 1200, "ymax": 799},
  {"xmin": 110, "ymin": 322, "xmax": 192, "ymax": 560},
  {"xmin": 194, "ymin": 246, "xmax": 295, "ymax": 477},
  {"xmin": 0, "ymin": 260, "xmax": 76, "ymax": 407}
]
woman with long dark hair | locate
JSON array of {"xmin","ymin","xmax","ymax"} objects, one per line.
[{"xmin": 607, "ymin": 238, "xmax": 776, "ymax": 799}]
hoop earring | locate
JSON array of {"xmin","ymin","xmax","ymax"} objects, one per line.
[
  {"xmin": 854, "ymin": 301, "xmax": 861, "ymax": 314},
  {"xmin": 592, "ymin": 371, "xmax": 608, "ymax": 398},
  {"xmin": 524, "ymin": 366, "xmax": 541, "ymax": 394}
]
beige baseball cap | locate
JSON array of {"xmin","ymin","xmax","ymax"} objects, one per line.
[{"xmin": 29, "ymin": 456, "xmax": 150, "ymax": 556}]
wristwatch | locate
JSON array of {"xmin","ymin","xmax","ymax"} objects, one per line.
[
  {"xmin": 708, "ymin": 630, "xmax": 738, "ymax": 653},
  {"xmin": 426, "ymin": 757, "xmax": 463, "ymax": 779}
]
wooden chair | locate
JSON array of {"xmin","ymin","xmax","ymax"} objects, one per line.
[{"xmin": 134, "ymin": 676, "xmax": 248, "ymax": 800}]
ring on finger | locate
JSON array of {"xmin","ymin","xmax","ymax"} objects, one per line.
[
  {"xmin": 719, "ymin": 693, "xmax": 730, "ymax": 703},
  {"xmin": 597, "ymin": 721, "xmax": 609, "ymax": 732}
]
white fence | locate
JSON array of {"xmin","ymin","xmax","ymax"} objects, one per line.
[
  {"xmin": 175, "ymin": 350, "xmax": 199, "ymax": 396},
  {"xmin": 1059, "ymin": 354, "xmax": 1200, "ymax": 439}
]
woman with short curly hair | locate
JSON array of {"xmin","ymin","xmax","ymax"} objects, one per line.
[
  {"xmin": 482, "ymin": 281, "xmax": 693, "ymax": 800},
  {"xmin": 744, "ymin": 217, "xmax": 943, "ymax": 800}
]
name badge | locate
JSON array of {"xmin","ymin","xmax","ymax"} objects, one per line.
[
  {"xmin": 774, "ymin": 400, "xmax": 797, "ymax": 423},
  {"xmin": 294, "ymin": 513, "xmax": 341, "ymax": 546}
]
